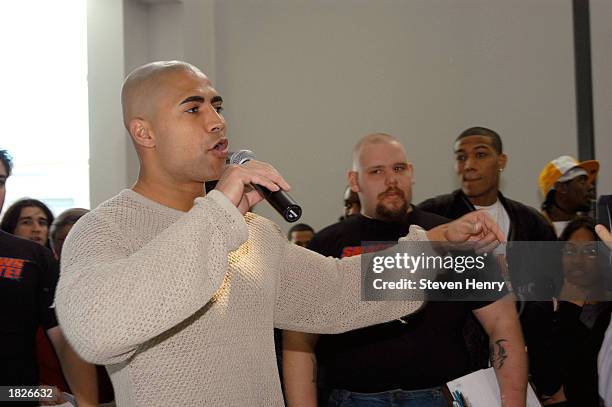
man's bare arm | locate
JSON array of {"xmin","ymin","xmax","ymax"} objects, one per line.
[
  {"xmin": 282, "ymin": 330, "xmax": 319, "ymax": 407},
  {"xmin": 474, "ymin": 294, "xmax": 528, "ymax": 407},
  {"xmin": 47, "ymin": 327, "xmax": 99, "ymax": 407}
]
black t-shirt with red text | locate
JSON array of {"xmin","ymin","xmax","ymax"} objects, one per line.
[
  {"xmin": 308, "ymin": 208, "xmax": 497, "ymax": 393},
  {"xmin": 0, "ymin": 230, "xmax": 59, "ymax": 386}
]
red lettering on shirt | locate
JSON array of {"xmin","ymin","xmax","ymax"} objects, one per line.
[
  {"xmin": 0, "ymin": 257, "xmax": 25, "ymax": 280},
  {"xmin": 340, "ymin": 243, "xmax": 394, "ymax": 258},
  {"xmin": 341, "ymin": 246, "xmax": 362, "ymax": 258}
]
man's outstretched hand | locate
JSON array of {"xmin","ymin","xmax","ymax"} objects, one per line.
[{"xmin": 426, "ymin": 210, "xmax": 506, "ymax": 253}]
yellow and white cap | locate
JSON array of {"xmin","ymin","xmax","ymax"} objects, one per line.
[{"xmin": 538, "ymin": 155, "xmax": 598, "ymax": 196}]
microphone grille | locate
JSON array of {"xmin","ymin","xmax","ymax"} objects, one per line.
[{"xmin": 227, "ymin": 149, "xmax": 256, "ymax": 165}]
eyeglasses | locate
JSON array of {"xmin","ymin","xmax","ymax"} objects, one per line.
[{"xmin": 562, "ymin": 244, "xmax": 598, "ymax": 258}]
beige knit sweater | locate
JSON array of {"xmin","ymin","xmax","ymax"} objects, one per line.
[{"xmin": 55, "ymin": 189, "xmax": 426, "ymax": 406}]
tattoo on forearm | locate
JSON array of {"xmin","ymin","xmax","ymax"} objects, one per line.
[
  {"xmin": 311, "ymin": 355, "xmax": 317, "ymax": 383},
  {"xmin": 489, "ymin": 339, "xmax": 508, "ymax": 369}
]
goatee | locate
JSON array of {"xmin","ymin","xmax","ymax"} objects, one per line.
[{"xmin": 375, "ymin": 200, "xmax": 409, "ymax": 222}]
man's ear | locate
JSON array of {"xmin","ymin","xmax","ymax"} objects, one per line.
[
  {"xmin": 498, "ymin": 153, "xmax": 508, "ymax": 170},
  {"xmin": 347, "ymin": 171, "xmax": 360, "ymax": 193},
  {"xmin": 129, "ymin": 118, "xmax": 155, "ymax": 149}
]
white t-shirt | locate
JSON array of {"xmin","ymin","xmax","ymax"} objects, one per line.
[{"xmin": 553, "ymin": 220, "xmax": 570, "ymax": 238}]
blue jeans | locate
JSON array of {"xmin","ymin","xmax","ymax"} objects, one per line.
[{"xmin": 327, "ymin": 387, "xmax": 448, "ymax": 407}]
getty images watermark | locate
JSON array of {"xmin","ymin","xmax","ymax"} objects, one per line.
[
  {"xmin": 371, "ymin": 251, "xmax": 505, "ymax": 292},
  {"xmin": 360, "ymin": 241, "xmax": 612, "ymax": 302}
]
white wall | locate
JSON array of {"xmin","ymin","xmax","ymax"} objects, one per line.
[
  {"xmin": 90, "ymin": 0, "xmax": 217, "ymax": 193},
  {"xmin": 123, "ymin": 0, "xmax": 149, "ymax": 183},
  {"xmin": 214, "ymin": 0, "xmax": 577, "ymax": 231},
  {"xmin": 87, "ymin": 0, "xmax": 610, "ymax": 233},
  {"xmin": 87, "ymin": 0, "xmax": 128, "ymax": 207},
  {"xmin": 592, "ymin": 0, "xmax": 612, "ymax": 199}
]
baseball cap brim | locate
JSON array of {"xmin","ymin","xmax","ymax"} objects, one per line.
[{"xmin": 575, "ymin": 159, "xmax": 599, "ymax": 184}]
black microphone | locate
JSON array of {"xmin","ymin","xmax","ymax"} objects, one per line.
[{"xmin": 227, "ymin": 150, "xmax": 302, "ymax": 223}]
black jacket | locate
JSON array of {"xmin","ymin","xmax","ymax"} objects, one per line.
[{"xmin": 418, "ymin": 189, "xmax": 557, "ymax": 242}]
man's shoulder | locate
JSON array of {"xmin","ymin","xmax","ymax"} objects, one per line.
[
  {"xmin": 310, "ymin": 217, "xmax": 354, "ymax": 243},
  {"xmin": 417, "ymin": 190, "xmax": 463, "ymax": 216},
  {"xmin": 410, "ymin": 206, "xmax": 450, "ymax": 230},
  {"xmin": 307, "ymin": 216, "xmax": 362, "ymax": 256},
  {"xmin": 73, "ymin": 193, "xmax": 129, "ymax": 230},
  {"xmin": 0, "ymin": 229, "xmax": 32, "ymax": 245},
  {"xmin": 502, "ymin": 196, "xmax": 541, "ymax": 218},
  {"xmin": 321, "ymin": 213, "xmax": 367, "ymax": 234},
  {"xmin": 63, "ymin": 190, "xmax": 155, "ymax": 248},
  {"xmin": 0, "ymin": 230, "xmax": 56, "ymax": 264},
  {"xmin": 501, "ymin": 196, "xmax": 555, "ymax": 236},
  {"xmin": 85, "ymin": 189, "xmax": 179, "ymax": 228},
  {"xmin": 94, "ymin": 189, "xmax": 153, "ymax": 214},
  {"xmin": 418, "ymin": 192, "xmax": 455, "ymax": 208},
  {"xmin": 0, "ymin": 230, "xmax": 45, "ymax": 252}
]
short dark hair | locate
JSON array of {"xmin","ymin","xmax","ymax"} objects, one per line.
[
  {"xmin": 287, "ymin": 223, "xmax": 315, "ymax": 240},
  {"xmin": 559, "ymin": 216, "xmax": 599, "ymax": 242},
  {"xmin": 50, "ymin": 208, "xmax": 89, "ymax": 241},
  {"xmin": 456, "ymin": 126, "xmax": 503, "ymax": 154},
  {"xmin": 0, "ymin": 149, "xmax": 13, "ymax": 176},
  {"xmin": 0, "ymin": 198, "xmax": 55, "ymax": 249}
]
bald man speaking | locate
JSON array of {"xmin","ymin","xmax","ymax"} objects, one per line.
[{"xmin": 55, "ymin": 61, "xmax": 505, "ymax": 406}]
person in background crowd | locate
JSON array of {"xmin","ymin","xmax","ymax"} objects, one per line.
[
  {"xmin": 287, "ymin": 223, "xmax": 315, "ymax": 247},
  {"xmin": 1, "ymin": 198, "xmax": 72, "ymax": 397},
  {"xmin": 49, "ymin": 208, "xmax": 89, "ymax": 261},
  {"xmin": 538, "ymin": 155, "xmax": 599, "ymax": 237},
  {"xmin": 419, "ymin": 126, "xmax": 556, "ymax": 243},
  {"xmin": 1, "ymin": 198, "xmax": 55, "ymax": 250},
  {"xmin": 342, "ymin": 185, "xmax": 361, "ymax": 220},
  {"xmin": 0, "ymin": 149, "xmax": 98, "ymax": 407},
  {"xmin": 418, "ymin": 126, "xmax": 557, "ymax": 371},
  {"xmin": 522, "ymin": 217, "xmax": 611, "ymax": 406}
]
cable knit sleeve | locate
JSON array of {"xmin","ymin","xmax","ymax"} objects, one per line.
[
  {"xmin": 55, "ymin": 190, "xmax": 248, "ymax": 365},
  {"xmin": 274, "ymin": 225, "xmax": 427, "ymax": 333}
]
